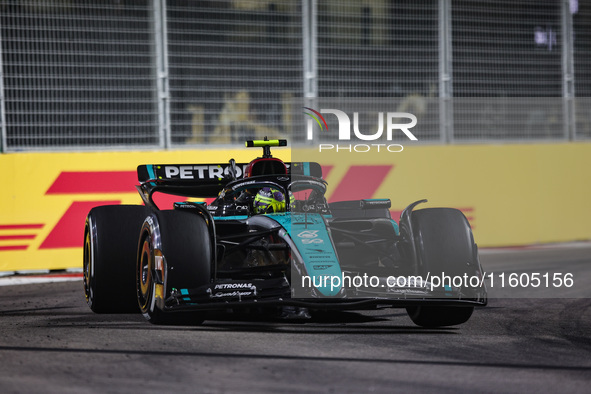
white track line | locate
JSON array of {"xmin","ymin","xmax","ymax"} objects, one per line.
[{"xmin": 0, "ymin": 274, "xmax": 82, "ymax": 287}]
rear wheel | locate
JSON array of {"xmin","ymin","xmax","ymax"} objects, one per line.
[
  {"xmin": 83, "ymin": 205, "xmax": 151, "ymax": 313},
  {"xmin": 137, "ymin": 210, "xmax": 211, "ymax": 325},
  {"xmin": 405, "ymin": 208, "xmax": 480, "ymax": 327}
]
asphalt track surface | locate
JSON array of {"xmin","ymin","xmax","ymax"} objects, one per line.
[{"xmin": 1, "ymin": 245, "xmax": 590, "ymax": 393}]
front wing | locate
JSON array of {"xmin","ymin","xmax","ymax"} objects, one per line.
[{"xmin": 157, "ymin": 276, "xmax": 487, "ymax": 313}]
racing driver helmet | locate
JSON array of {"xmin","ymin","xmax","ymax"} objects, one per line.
[{"xmin": 253, "ymin": 187, "xmax": 293, "ymax": 214}]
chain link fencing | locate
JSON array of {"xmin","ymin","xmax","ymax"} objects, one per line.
[
  {"xmin": 0, "ymin": 0, "xmax": 589, "ymax": 151},
  {"xmin": 0, "ymin": 1, "xmax": 158, "ymax": 150}
]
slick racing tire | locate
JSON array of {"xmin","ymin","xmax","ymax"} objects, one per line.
[
  {"xmin": 411, "ymin": 208, "xmax": 479, "ymax": 279},
  {"xmin": 84, "ymin": 205, "xmax": 151, "ymax": 313},
  {"xmin": 406, "ymin": 305, "xmax": 474, "ymax": 328},
  {"xmin": 137, "ymin": 210, "xmax": 211, "ymax": 325},
  {"xmin": 407, "ymin": 208, "xmax": 479, "ymax": 327}
]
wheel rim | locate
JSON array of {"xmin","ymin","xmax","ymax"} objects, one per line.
[
  {"xmin": 137, "ymin": 236, "xmax": 153, "ymax": 312},
  {"xmin": 83, "ymin": 227, "xmax": 93, "ymax": 305}
]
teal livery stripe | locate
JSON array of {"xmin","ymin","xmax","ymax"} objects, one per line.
[
  {"xmin": 147, "ymin": 165, "xmax": 156, "ymax": 179},
  {"xmin": 147, "ymin": 165, "xmax": 157, "ymax": 186},
  {"xmin": 392, "ymin": 220, "xmax": 400, "ymax": 236},
  {"xmin": 269, "ymin": 213, "xmax": 342, "ymax": 296},
  {"xmin": 303, "ymin": 162, "xmax": 310, "ymax": 176},
  {"xmin": 214, "ymin": 215, "xmax": 249, "ymax": 221}
]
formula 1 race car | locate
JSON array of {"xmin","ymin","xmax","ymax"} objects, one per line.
[{"xmin": 83, "ymin": 139, "xmax": 487, "ymax": 327}]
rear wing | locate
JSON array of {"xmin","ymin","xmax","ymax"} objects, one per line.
[
  {"xmin": 137, "ymin": 163, "xmax": 250, "ymax": 184},
  {"xmin": 136, "ymin": 161, "xmax": 324, "ymax": 199},
  {"xmin": 138, "ymin": 162, "xmax": 322, "ymax": 183}
]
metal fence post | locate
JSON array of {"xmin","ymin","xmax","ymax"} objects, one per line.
[
  {"xmin": 562, "ymin": 0, "xmax": 576, "ymax": 140},
  {"xmin": 0, "ymin": 26, "xmax": 6, "ymax": 153},
  {"xmin": 302, "ymin": 0, "xmax": 318, "ymax": 101},
  {"xmin": 153, "ymin": 0, "xmax": 171, "ymax": 149},
  {"xmin": 302, "ymin": 0, "xmax": 318, "ymax": 144},
  {"xmin": 439, "ymin": 0, "xmax": 453, "ymax": 143}
]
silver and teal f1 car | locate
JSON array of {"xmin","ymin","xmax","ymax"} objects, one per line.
[{"xmin": 83, "ymin": 139, "xmax": 486, "ymax": 327}]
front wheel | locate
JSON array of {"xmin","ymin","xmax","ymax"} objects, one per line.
[
  {"xmin": 137, "ymin": 210, "xmax": 211, "ymax": 325},
  {"xmin": 404, "ymin": 208, "xmax": 484, "ymax": 327},
  {"xmin": 406, "ymin": 306, "xmax": 474, "ymax": 328}
]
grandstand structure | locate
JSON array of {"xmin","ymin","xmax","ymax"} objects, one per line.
[{"xmin": 0, "ymin": 0, "xmax": 589, "ymax": 151}]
